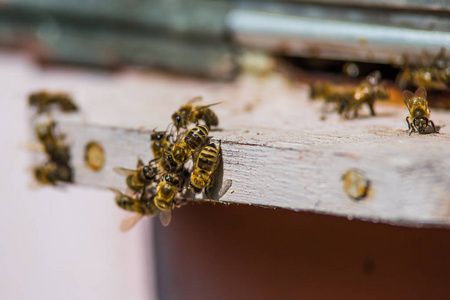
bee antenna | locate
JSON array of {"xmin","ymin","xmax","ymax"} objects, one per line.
[{"xmin": 165, "ymin": 122, "xmax": 173, "ymax": 133}]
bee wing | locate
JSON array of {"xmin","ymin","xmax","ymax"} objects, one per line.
[
  {"xmin": 18, "ymin": 141, "xmax": 45, "ymax": 153},
  {"xmin": 107, "ymin": 187, "xmax": 122, "ymax": 196},
  {"xmin": 414, "ymin": 86, "xmax": 427, "ymax": 99},
  {"xmin": 187, "ymin": 96, "xmax": 203, "ymax": 105},
  {"xmin": 194, "ymin": 102, "xmax": 223, "ymax": 111},
  {"xmin": 402, "ymin": 90, "xmax": 415, "ymax": 109},
  {"xmin": 159, "ymin": 209, "xmax": 172, "ymax": 227},
  {"xmin": 113, "ymin": 167, "xmax": 135, "ymax": 176},
  {"xmin": 120, "ymin": 214, "xmax": 144, "ymax": 232}
]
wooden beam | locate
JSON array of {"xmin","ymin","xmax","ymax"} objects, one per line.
[{"xmin": 20, "ymin": 56, "xmax": 450, "ymax": 227}]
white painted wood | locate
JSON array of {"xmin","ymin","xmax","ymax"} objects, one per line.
[{"xmin": 12, "ymin": 50, "xmax": 449, "ymax": 227}]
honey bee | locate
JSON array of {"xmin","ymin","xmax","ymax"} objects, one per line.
[
  {"xmin": 190, "ymin": 141, "xmax": 221, "ymax": 194},
  {"xmin": 309, "ymin": 82, "xmax": 334, "ymax": 101},
  {"xmin": 397, "ymin": 48, "xmax": 450, "ymax": 90},
  {"xmin": 172, "ymin": 96, "xmax": 221, "ymax": 130},
  {"xmin": 109, "ymin": 188, "xmax": 159, "ymax": 231},
  {"xmin": 339, "ymin": 71, "xmax": 389, "ymax": 118},
  {"xmin": 113, "ymin": 159, "xmax": 158, "ymax": 193},
  {"xmin": 154, "ymin": 173, "xmax": 181, "ymax": 226},
  {"xmin": 402, "ymin": 86, "xmax": 436, "ymax": 135},
  {"xmin": 35, "ymin": 121, "xmax": 71, "ymax": 165},
  {"xmin": 151, "ymin": 130, "xmax": 171, "ymax": 159},
  {"xmin": 34, "ymin": 162, "xmax": 73, "ymax": 185},
  {"xmin": 166, "ymin": 125, "xmax": 209, "ymax": 171},
  {"xmin": 29, "ymin": 91, "xmax": 78, "ymax": 114}
]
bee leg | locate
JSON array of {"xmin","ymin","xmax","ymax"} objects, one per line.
[
  {"xmin": 429, "ymin": 120, "xmax": 437, "ymax": 133},
  {"xmin": 406, "ymin": 116, "xmax": 412, "ymax": 131},
  {"xmin": 367, "ymin": 100, "xmax": 376, "ymax": 116},
  {"xmin": 353, "ymin": 105, "xmax": 359, "ymax": 118},
  {"xmin": 173, "ymin": 197, "xmax": 189, "ymax": 207},
  {"xmin": 409, "ymin": 124, "xmax": 415, "ymax": 136}
]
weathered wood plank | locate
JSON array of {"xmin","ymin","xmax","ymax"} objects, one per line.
[
  {"xmin": 13, "ymin": 49, "xmax": 449, "ymax": 227},
  {"xmin": 58, "ymin": 120, "xmax": 450, "ymax": 227}
]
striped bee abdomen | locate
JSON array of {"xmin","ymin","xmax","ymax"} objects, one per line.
[
  {"xmin": 184, "ymin": 125, "xmax": 209, "ymax": 150},
  {"xmin": 197, "ymin": 144, "xmax": 219, "ymax": 172},
  {"xmin": 189, "ymin": 142, "xmax": 221, "ymax": 194}
]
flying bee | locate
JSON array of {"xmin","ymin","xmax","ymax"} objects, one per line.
[
  {"xmin": 402, "ymin": 86, "xmax": 436, "ymax": 135},
  {"xmin": 109, "ymin": 188, "xmax": 159, "ymax": 231},
  {"xmin": 166, "ymin": 125, "xmax": 209, "ymax": 171},
  {"xmin": 113, "ymin": 158, "xmax": 158, "ymax": 193},
  {"xmin": 154, "ymin": 172, "xmax": 182, "ymax": 226},
  {"xmin": 171, "ymin": 96, "xmax": 221, "ymax": 130},
  {"xmin": 190, "ymin": 141, "xmax": 222, "ymax": 195},
  {"xmin": 34, "ymin": 162, "xmax": 73, "ymax": 185},
  {"xmin": 29, "ymin": 91, "xmax": 78, "ymax": 114},
  {"xmin": 151, "ymin": 130, "xmax": 171, "ymax": 159}
]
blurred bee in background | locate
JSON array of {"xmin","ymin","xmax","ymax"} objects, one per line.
[
  {"xmin": 309, "ymin": 72, "xmax": 388, "ymax": 118},
  {"xmin": 190, "ymin": 141, "xmax": 221, "ymax": 195},
  {"xmin": 172, "ymin": 96, "xmax": 221, "ymax": 131},
  {"xmin": 309, "ymin": 81, "xmax": 334, "ymax": 101},
  {"xmin": 32, "ymin": 120, "xmax": 73, "ymax": 185},
  {"xmin": 154, "ymin": 172, "xmax": 182, "ymax": 226},
  {"xmin": 28, "ymin": 90, "xmax": 78, "ymax": 185},
  {"xmin": 29, "ymin": 91, "xmax": 78, "ymax": 114},
  {"xmin": 109, "ymin": 188, "xmax": 159, "ymax": 231},
  {"xmin": 339, "ymin": 71, "xmax": 389, "ymax": 118},
  {"xmin": 310, "ymin": 82, "xmax": 354, "ymax": 115},
  {"xmin": 35, "ymin": 121, "xmax": 71, "ymax": 165},
  {"xmin": 402, "ymin": 86, "xmax": 436, "ymax": 135},
  {"xmin": 396, "ymin": 48, "xmax": 450, "ymax": 91},
  {"xmin": 114, "ymin": 158, "xmax": 159, "ymax": 193},
  {"xmin": 34, "ymin": 161, "xmax": 73, "ymax": 185},
  {"xmin": 166, "ymin": 125, "xmax": 209, "ymax": 171}
]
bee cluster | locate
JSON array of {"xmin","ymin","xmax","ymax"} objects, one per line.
[
  {"xmin": 310, "ymin": 71, "xmax": 389, "ymax": 119},
  {"xmin": 112, "ymin": 97, "xmax": 223, "ymax": 231},
  {"xmin": 28, "ymin": 91, "xmax": 78, "ymax": 185}
]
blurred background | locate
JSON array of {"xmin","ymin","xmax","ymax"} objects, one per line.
[{"xmin": 1, "ymin": 0, "xmax": 449, "ymax": 299}]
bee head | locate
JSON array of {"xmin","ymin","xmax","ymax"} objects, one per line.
[
  {"xmin": 171, "ymin": 112, "xmax": 182, "ymax": 128},
  {"xmin": 172, "ymin": 147, "xmax": 188, "ymax": 165},
  {"xmin": 143, "ymin": 165, "xmax": 157, "ymax": 180},
  {"xmin": 170, "ymin": 174, "xmax": 180, "ymax": 186},
  {"xmin": 414, "ymin": 117, "xmax": 429, "ymax": 133},
  {"xmin": 151, "ymin": 131, "xmax": 165, "ymax": 141}
]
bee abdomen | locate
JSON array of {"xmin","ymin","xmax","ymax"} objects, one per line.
[
  {"xmin": 202, "ymin": 109, "xmax": 219, "ymax": 127},
  {"xmin": 115, "ymin": 196, "xmax": 136, "ymax": 212},
  {"xmin": 197, "ymin": 146, "xmax": 219, "ymax": 172},
  {"xmin": 185, "ymin": 125, "xmax": 209, "ymax": 150}
]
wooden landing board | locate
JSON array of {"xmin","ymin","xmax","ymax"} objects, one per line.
[{"xmin": 12, "ymin": 51, "xmax": 449, "ymax": 227}]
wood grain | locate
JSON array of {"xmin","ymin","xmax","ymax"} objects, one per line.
[{"xmin": 17, "ymin": 51, "xmax": 449, "ymax": 227}]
